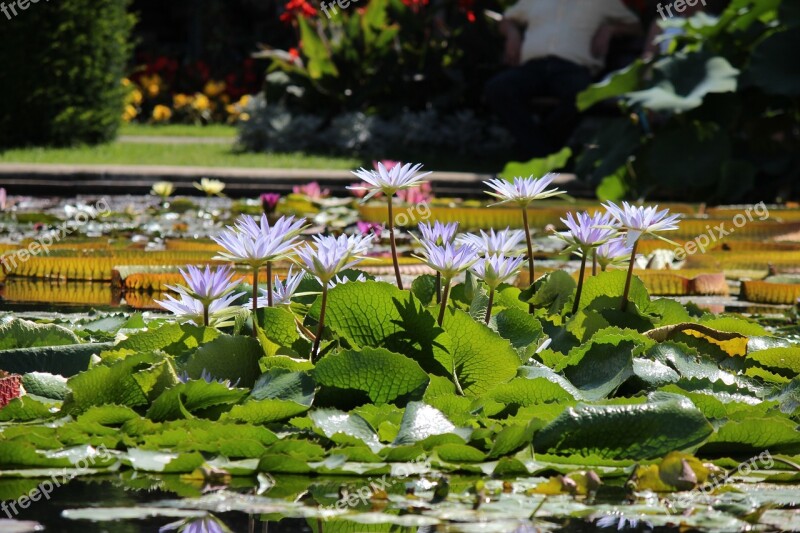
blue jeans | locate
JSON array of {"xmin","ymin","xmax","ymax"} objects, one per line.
[{"xmin": 485, "ymin": 56, "xmax": 592, "ymax": 160}]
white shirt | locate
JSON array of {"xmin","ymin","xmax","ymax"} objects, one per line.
[{"xmin": 505, "ymin": 0, "xmax": 639, "ymax": 71}]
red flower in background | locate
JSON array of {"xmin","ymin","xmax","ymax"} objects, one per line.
[
  {"xmin": 288, "ymin": 48, "xmax": 300, "ymax": 60},
  {"xmin": 401, "ymin": 0, "xmax": 429, "ymax": 12},
  {"xmin": 458, "ymin": 0, "xmax": 476, "ymax": 23},
  {"xmin": 280, "ymin": 0, "xmax": 317, "ymax": 23}
]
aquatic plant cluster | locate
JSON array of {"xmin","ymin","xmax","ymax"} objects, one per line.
[{"xmin": 1, "ymin": 169, "xmax": 800, "ymax": 530}]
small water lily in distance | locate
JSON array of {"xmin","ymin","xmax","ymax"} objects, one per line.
[
  {"xmin": 295, "ymin": 234, "xmax": 373, "ymax": 360},
  {"xmin": 553, "ymin": 211, "xmax": 617, "ymax": 313},
  {"xmin": 470, "ymin": 254, "xmax": 525, "ymax": 324},
  {"xmin": 484, "ymin": 174, "xmax": 565, "ymax": 311},
  {"xmin": 602, "ymin": 201, "xmax": 681, "ymax": 311},
  {"xmin": 293, "ymin": 181, "xmax": 330, "ymax": 201},
  {"xmin": 458, "ymin": 227, "xmax": 527, "ymax": 257},
  {"xmin": 416, "ymin": 241, "xmax": 479, "ymax": 326},
  {"xmin": 356, "ymin": 220, "xmax": 384, "ymax": 237},
  {"xmin": 260, "ymin": 192, "xmax": 281, "ymax": 215},
  {"xmin": 157, "ymin": 265, "xmax": 244, "ymax": 327},
  {"xmin": 350, "ymin": 162, "xmax": 431, "ymax": 290},
  {"xmin": 327, "ymin": 272, "xmax": 368, "ymax": 289},
  {"xmin": 194, "ymin": 178, "xmax": 226, "ymax": 197},
  {"xmin": 150, "ymin": 181, "xmax": 175, "ymax": 199}
]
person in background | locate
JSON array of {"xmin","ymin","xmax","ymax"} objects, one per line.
[{"xmin": 485, "ymin": 0, "xmax": 642, "ymax": 160}]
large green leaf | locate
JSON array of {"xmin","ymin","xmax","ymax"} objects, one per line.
[
  {"xmin": 184, "ymin": 335, "xmax": 262, "ymax": 388},
  {"xmin": 578, "ymin": 60, "xmax": 645, "ymax": 111},
  {"xmin": 0, "ymin": 342, "xmax": 110, "ymax": 377},
  {"xmin": 520, "ymin": 271, "xmax": 575, "ymax": 315},
  {"xmin": 298, "ymin": 17, "xmax": 338, "ymax": 79},
  {"xmin": 146, "ymin": 380, "xmax": 248, "ymax": 422},
  {"xmin": 313, "ymin": 348, "xmax": 428, "ymax": 405},
  {"xmin": 222, "ymin": 398, "xmax": 309, "ymax": 424},
  {"xmin": 701, "ymin": 416, "xmax": 800, "ymax": 455},
  {"xmin": 257, "ymin": 306, "xmax": 309, "ymax": 358},
  {"xmin": 393, "ymin": 402, "xmax": 471, "ymax": 445},
  {"xmin": 309, "ymin": 281, "xmax": 452, "ymax": 376},
  {"xmin": 499, "ymin": 147, "xmax": 572, "ymax": 181},
  {"xmin": 63, "ymin": 352, "xmax": 178, "ymax": 415},
  {"xmin": 441, "ymin": 308, "xmax": 520, "ymax": 396},
  {"xmin": 561, "ymin": 335, "xmax": 636, "ymax": 400},
  {"xmin": 487, "ymin": 376, "xmax": 577, "ymax": 407},
  {"xmin": 251, "ymin": 368, "xmax": 316, "ymax": 406},
  {"xmin": 310, "ymin": 409, "xmax": 383, "ymax": 452},
  {"xmin": 21, "ymin": 372, "xmax": 69, "ymax": 400},
  {"xmin": 103, "ymin": 323, "xmax": 220, "ymax": 361},
  {"xmin": 534, "ymin": 392, "xmax": 713, "ymax": 460},
  {"xmin": 0, "ymin": 319, "xmax": 80, "ymax": 349},
  {"xmin": 493, "ymin": 307, "xmax": 544, "ymax": 361},
  {"xmin": 747, "ymin": 27, "xmax": 800, "ymax": 96}
]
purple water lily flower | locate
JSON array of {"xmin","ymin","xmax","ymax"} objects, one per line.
[
  {"xmin": 250, "ymin": 265, "xmax": 304, "ymax": 308},
  {"xmin": 470, "ymin": 254, "xmax": 525, "ymax": 324},
  {"xmin": 458, "ymin": 227, "xmax": 526, "ymax": 256},
  {"xmin": 484, "ymin": 175, "xmax": 566, "ymax": 311},
  {"xmin": 165, "ymin": 265, "xmax": 242, "ymax": 304},
  {"xmin": 213, "ymin": 214, "xmax": 306, "ymax": 319},
  {"xmin": 350, "ymin": 162, "xmax": 430, "ymax": 290},
  {"xmin": 595, "ymin": 236, "xmax": 633, "ymax": 271},
  {"xmin": 602, "ymin": 201, "xmax": 682, "ymax": 246},
  {"xmin": 555, "ymin": 211, "xmax": 617, "ymax": 252},
  {"xmin": 418, "ymin": 221, "xmax": 459, "ymax": 246},
  {"xmin": 416, "ymin": 241, "xmax": 479, "ymax": 326},
  {"xmin": 296, "ymin": 234, "xmax": 374, "ymax": 361},
  {"xmin": 159, "ymin": 515, "xmax": 231, "ymax": 533},
  {"xmin": 483, "ymin": 174, "xmax": 565, "ymax": 207},
  {"xmin": 157, "ymin": 266, "xmax": 244, "ymax": 327},
  {"xmin": 350, "ymin": 162, "xmax": 431, "ymax": 202}
]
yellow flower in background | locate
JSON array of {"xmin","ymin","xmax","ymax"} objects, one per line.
[
  {"xmin": 204, "ymin": 80, "xmax": 226, "ymax": 98},
  {"xmin": 122, "ymin": 105, "xmax": 138, "ymax": 122},
  {"xmin": 192, "ymin": 93, "xmax": 211, "ymax": 112},
  {"xmin": 239, "ymin": 113, "xmax": 251, "ymax": 122},
  {"xmin": 194, "ymin": 178, "xmax": 226, "ymax": 196},
  {"xmin": 225, "ymin": 104, "xmax": 237, "ymax": 117},
  {"xmin": 238, "ymin": 95, "xmax": 251, "ymax": 108},
  {"xmin": 152, "ymin": 105, "xmax": 172, "ymax": 122},
  {"xmin": 140, "ymin": 73, "xmax": 163, "ymax": 98},
  {"xmin": 130, "ymin": 88, "xmax": 143, "ymax": 106},
  {"xmin": 151, "ymin": 181, "xmax": 175, "ymax": 198},
  {"xmin": 219, "ymin": 94, "xmax": 231, "ymax": 105},
  {"xmin": 173, "ymin": 93, "xmax": 192, "ymax": 109}
]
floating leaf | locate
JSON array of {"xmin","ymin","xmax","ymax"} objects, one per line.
[
  {"xmin": 534, "ymin": 392, "xmax": 713, "ymax": 460},
  {"xmin": 0, "ymin": 319, "xmax": 80, "ymax": 349},
  {"xmin": 393, "ymin": 402, "xmax": 471, "ymax": 445}
]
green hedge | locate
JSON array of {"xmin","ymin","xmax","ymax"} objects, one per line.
[{"xmin": 0, "ymin": 0, "xmax": 135, "ymax": 148}]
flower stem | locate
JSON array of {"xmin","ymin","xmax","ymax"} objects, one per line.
[
  {"xmin": 437, "ymin": 278, "xmax": 451, "ymax": 327},
  {"xmin": 387, "ymin": 195, "xmax": 403, "ymax": 290},
  {"xmin": 435, "ymin": 272, "xmax": 441, "ymax": 303},
  {"xmin": 311, "ymin": 285, "xmax": 329, "ymax": 362},
  {"xmin": 266, "ymin": 262, "xmax": 273, "ymax": 308},
  {"xmin": 203, "ymin": 302, "xmax": 209, "ymax": 328},
  {"xmin": 252, "ymin": 267, "xmax": 258, "ymax": 337},
  {"xmin": 572, "ymin": 254, "xmax": 587, "ymax": 315},
  {"xmin": 484, "ymin": 288, "xmax": 495, "ymax": 325},
  {"xmin": 620, "ymin": 239, "xmax": 639, "ymax": 312},
  {"xmin": 592, "ymin": 250, "xmax": 598, "ymax": 276},
  {"xmin": 522, "ymin": 207, "xmax": 535, "ymax": 313}
]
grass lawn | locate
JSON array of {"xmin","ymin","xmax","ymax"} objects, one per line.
[
  {"xmin": 119, "ymin": 123, "xmax": 238, "ymax": 138},
  {"xmin": 0, "ymin": 142, "xmax": 361, "ymax": 170}
]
